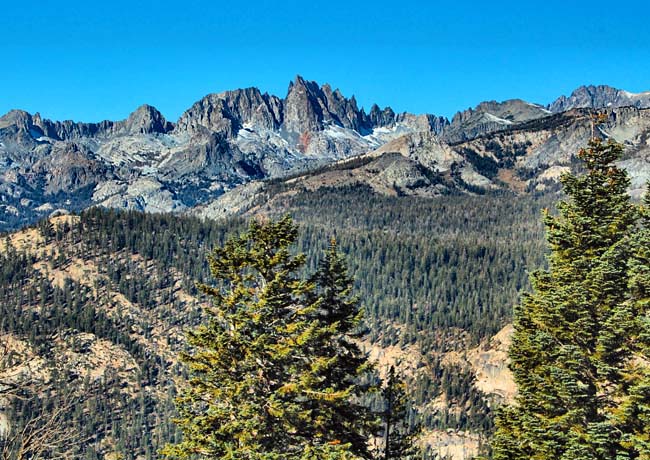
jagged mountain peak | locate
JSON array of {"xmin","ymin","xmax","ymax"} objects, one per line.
[
  {"xmin": 287, "ymin": 74, "xmax": 316, "ymax": 91},
  {"xmin": 548, "ymin": 84, "xmax": 650, "ymax": 112},
  {"xmin": 281, "ymin": 76, "xmax": 444, "ymax": 135},
  {"xmin": 216, "ymin": 86, "xmax": 263, "ymax": 98},
  {"xmin": 0, "ymin": 109, "xmax": 33, "ymax": 130},
  {"xmin": 368, "ymin": 104, "xmax": 397, "ymax": 127},
  {"xmin": 284, "ymin": 75, "xmax": 366, "ymax": 134},
  {"xmin": 125, "ymin": 104, "xmax": 173, "ymax": 135},
  {"xmin": 174, "ymin": 87, "xmax": 282, "ymax": 136},
  {"xmin": 0, "ymin": 110, "xmax": 41, "ymax": 148},
  {"xmin": 444, "ymin": 98, "xmax": 550, "ymax": 143},
  {"xmin": 128, "ymin": 103, "xmax": 162, "ymax": 118},
  {"xmin": 0, "ymin": 108, "xmax": 31, "ymax": 119},
  {"xmin": 0, "ymin": 105, "xmax": 173, "ymax": 140},
  {"xmin": 0, "ymin": 76, "xmax": 440, "ymax": 145}
]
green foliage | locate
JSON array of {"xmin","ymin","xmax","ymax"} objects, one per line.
[
  {"xmin": 492, "ymin": 140, "xmax": 650, "ymax": 459},
  {"xmin": 0, "ymin": 212, "xmax": 225, "ymax": 460},
  {"xmin": 163, "ymin": 216, "xmax": 377, "ymax": 459},
  {"xmin": 1, "ymin": 185, "xmax": 549, "ymax": 457},
  {"xmin": 269, "ymin": 187, "xmax": 548, "ymax": 435},
  {"xmin": 278, "ymin": 186, "xmax": 548, "ymax": 349},
  {"xmin": 619, "ymin": 187, "xmax": 650, "ymax": 456},
  {"xmin": 304, "ymin": 239, "xmax": 380, "ymax": 452},
  {"xmin": 381, "ymin": 366, "xmax": 421, "ymax": 460}
]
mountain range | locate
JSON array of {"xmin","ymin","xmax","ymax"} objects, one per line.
[
  {"xmin": 3, "ymin": 78, "xmax": 650, "ymax": 459},
  {"xmin": 1, "ymin": 79, "xmax": 650, "ymax": 230}
]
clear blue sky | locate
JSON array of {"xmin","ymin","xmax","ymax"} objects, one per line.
[{"xmin": 2, "ymin": 0, "xmax": 649, "ymax": 122}]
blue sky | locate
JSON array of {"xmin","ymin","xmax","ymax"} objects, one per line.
[{"xmin": 2, "ymin": 0, "xmax": 649, "ymax": 122}]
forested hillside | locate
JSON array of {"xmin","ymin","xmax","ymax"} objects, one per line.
[{"xmin": 0, "ymin": 188, "xmax": 550, "ymax": 458}]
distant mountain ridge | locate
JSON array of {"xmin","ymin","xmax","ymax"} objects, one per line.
[
  {"xmin": 548, "ymin": 84, "xmax": 650, "ymax": 113},
  {"xmin": 196, "ymin": 106, "xmax": 650, "ymax": 222},
  {"xmin": 1, "ymin": 78, "xmax": 650, "ymax": 230},
  {"xmin": 0, "ymin": 104, "xmax": 173, "ymax": 140},
  {"xmin": 443, "ymin": 99, "xmax": 551, "ymax": 143},
  {"xmin": 4, "ymin": 81, "xmax": 648, "ymax": 142}
]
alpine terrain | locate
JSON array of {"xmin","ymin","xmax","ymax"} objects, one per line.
[{"xmin": 1, "ymin": 78, "xmax": 650, "ymax": 459}]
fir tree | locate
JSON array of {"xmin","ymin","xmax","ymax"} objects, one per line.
[
  {"xmin": 381, "ymin": 366, "xmax": 420, "ymax": 460},
  {"xmin": 619, "ymin": 186, "xmax": 650, "ymax": 455},
  {"xmin": 492, "ymin": 138, "xmax": 649, "ymax": 459},
  {"xmin": 163, "ymin": 217, "xmax": 375, "ymax": 459},
  {"xmin": 301, "ymin": 238, "xmax": 380, "ymax": 456}
]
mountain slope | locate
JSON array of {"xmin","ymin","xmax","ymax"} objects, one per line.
[
  {"xmin": 548, "ymin": 84, "xmax": 650, "ymax": 112},
  {"xmin": 0, "ymin": 76, "xmax": 450, "ymax": 230},
  {"xmin": 2, "ymin": 81, "xmax": 650, "ymax": 232},
  {"xmin": 1, "ymin": 190, "xmax": 550, "ymax": 459},
  {"xmin": 197, "ymin": 106, "xmax": 650, "ymax": 221},
  {"xmin": 444, "ymin": 99, "xmax": 551, "ymax": 143}
]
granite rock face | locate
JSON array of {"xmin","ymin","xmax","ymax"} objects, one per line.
[
  {"xmin": 175, "ymin": 88, "xmax": 282, "ymax": 136},
  {"xmin": 444, "ymin": 99, "xmax": 551, "ymax": 143},
  {"xmin": 282, "ymin": 76, "xmax": 375, "ymax": 135},
  {"xmin": 549, "ymin": 85, "xmax": 650, "ymax": 113},
  {"xmin": 32, "ymin": 142, "xmax": 111, "ymax": 195},
  {"xmin": 368, "ymin": 104, "xmax": 396, "ymax": 127},
  {"xmin": 2, "ymin": 79, "xmax": 650, "ymax": 230},
  {"xmin": 283, "ymin": 77, "xmax": 328, "ymax": 135},
  {"xmin": 124, "ymin": 105, "xmax": 174, "ymax": 135},
  {"xmin": 0, "ymin": 76, "xmax": 442, "ymax": 229}
]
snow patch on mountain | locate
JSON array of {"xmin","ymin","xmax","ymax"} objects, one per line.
[{"xmin": 484, "ymin": 113, "xmax": 513, "ymax": 125}]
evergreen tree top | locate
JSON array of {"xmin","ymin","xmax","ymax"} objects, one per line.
[
  {"xmin": 164, "ymin": 215, "xmax": 378, "ymax": 460},
  {"xmin": 492, "ymin": 136, "xmax": 650, "ymax": 459}
]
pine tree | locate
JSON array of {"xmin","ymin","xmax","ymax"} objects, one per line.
[
  {"xmin": 619, "ymin": 187, "xmax": 650, "ymax": 455},
  {"xmin": 163, "ymin": 217, "xmax": 375, "ymax": 460},
  {"xmin": 381, "ymin": 366, "xmax": 420, "ymax": 460},
  {"xmin": 300, "ymin": 238, "xmax": 380, "ymax": 456},
  {"xmin": 492, "ymin": 138, "xmax": 649, "ymax": 459}
]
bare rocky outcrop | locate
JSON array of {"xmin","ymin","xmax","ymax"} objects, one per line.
[
  {"xmin": 444, "ymin": 99, "xmax": 551, "ymax": 143},
  {"xmin": 548, "ymin": 84, "xmax": 650, "ymax": 113},
  {"xmin": 2, "ymin": 80, "xmax": 650, "ymax": 231},
  {"xmin": 282, "ymin": 76, "xmax": 375, "ymax": 134},
  {"xmin": 0, "ymin": 105, "xmax": 173, "ymax": 143},
  {"xmin": 32, "ymin": 142, "xmax": 111, "ymax": 195},
  {"xmin": 175, "ymin": 88, "xmax": 282, "ymax": 136},
  {"xmin": 123, "ymin": 104, "xmax": 173, "ymax": 135}
]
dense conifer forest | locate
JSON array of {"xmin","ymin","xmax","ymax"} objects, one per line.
[{"xmin": 0, "ymin": 188, "xmax": 551, "ymax": 458}]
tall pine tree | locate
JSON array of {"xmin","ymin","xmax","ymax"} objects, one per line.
[
  {"xmin": 492, "ymin": 138, "xmax": 649, "ymax": 459},
  {"xmin": 381, "ymin": 366, "xmax": 420, "ymax": 460},
  {"xmin": 619, "ymin": 186, "xmax": 650, "ymax": 455},
  {"xmin": 301, "ymin": 238, "xmax": 379, "ymax": 456},
  {"xmin": 163, "ymin": 217, "xmax": 376, "ymax": 460}
]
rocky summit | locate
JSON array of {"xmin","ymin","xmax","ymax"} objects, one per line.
[
  {"xmin": 548, "ymin": 84, "xmax": 650, "ymax": 113},
  {"xmin": 0, "ymin": 76, "xmax": 450, "ymax": 230},
  {"xmin": 196, "ymin": 106, "xmax": 650, "ymax": 221},
  {"xmin": 1, "ymin": 78, "xmax": 650, "ymax": 230}
]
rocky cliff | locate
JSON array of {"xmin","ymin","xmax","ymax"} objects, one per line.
[
  {"xmin": 197, "ymin": 105, "xmax": 650, "ymax": 221},
  {"xmin": 548, "ymin": 85, "xmax": 650, "ymax": 113},
  {"xmin": 2, "ymin": 80, "xmax": 650, "ymax": 231},
  {"xmin": 0, "ymin": 76, "xmax": 453, "ymax": 230}
]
